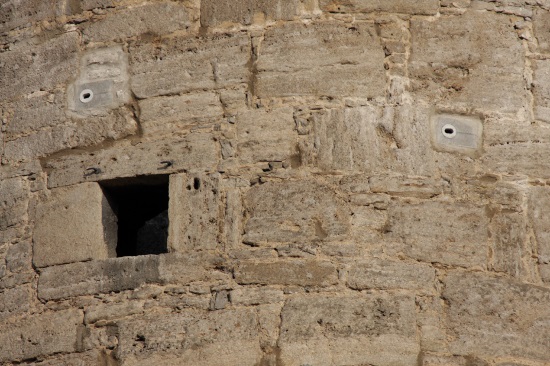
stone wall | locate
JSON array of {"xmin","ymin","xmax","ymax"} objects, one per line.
[{"xmin": 1, "ymin": 0, "xmax": 550, "ymax": 365}]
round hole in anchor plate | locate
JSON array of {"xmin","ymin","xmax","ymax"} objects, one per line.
[
  {"xmin": 442, "ymin": 124, "xmax": 457, "ymax": 139},
  {"xmin": 79, "ymin": 89, "xmax": 94, "ymax": 103}
]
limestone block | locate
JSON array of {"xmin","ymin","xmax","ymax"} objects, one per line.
[
  {"xmin": 421, "ymin": 355, "xmax": 488, "ymax": 366},
  {"xmin": 387, "ymin": 201, "xmax": 488, "ymax": 268},
  {"xmin": 33, "ymin": 183, "xmax": 116, "ymax": 268},
  {"xmin": 347, "ymin": 258, "xmax": 436, "ymax": 293},
  {"xmin": 168, "ymin": 173, "xmax": 221, "ymax": 253},
  {"xmin": 320, "ymin": 0, "xmax": 439, "ymax": 14},
  {"xmin": 528, "ymin": 186, "xmax": 550, "ymax": 282},
  {"xmin": 409, "ymin": 11, "xmax": 525, "ymax": 112},
  {"xmin": 532, "ymin": 59, "xmax": 550, "ymax": 122},
  {"xmin": 236, "ymin": 107, "xmax": 297, "ymax": 164},
  {"xmin": 6, "ymin": 241, "xmax": 32, "ymax": 273},
  {"xmin": 0, "ymin": 177, "xmax": 29, "ymax": 231},
  {"xmin": 0, "ymin": 32, "xmax": 80, "ymax": 101},
  {"xmin": 230, "ymin": 287, "xmax": 284, "ymax": 306},
  {"xmin": 130, "ymin": 33, "xmax": 250, "ymax": 99},
  {"xmin": 256, "ymin": 21, "xmax": 386, "ymax": 98},
  {"xmin": 82, "ymin": 2, "xmax": 191, "ymax": 42},
  {"xmin": 482, "ymin": 141, "xmax": 550, "ymax": 178},
  {"xmin": 234, "ymin": 260, "xmax": 338, "ymax": 287},
  {"xmin": 243, "ymin": 180, "xmax": 350, "ymax": 244},
  {"xmin": 489, "ymin": 212, "xmax": 529, "ymax": 279},
  {"xmin": 416, "ymin": 296, "xmax": 448, "ymax": 352},
  {"xmin": 201, "ymin": 0, "xmax": 299, "ymax": 26},
  {"xmin": 45, "ymin": 133, "xmax": 220, "ymax": 188},
  {"xmin": 116, "ymin": 309, "xmax": 263, "ymax": 365},
  {"xmin": 443, "ymin": 271, "xmax": 550, "ymax": 360},
  {"xmin": 533, "ymin": 8, "xmax": 550, "ymax": 54},
  {"xmin": 37, "ymin": 255, "xmax": 162, "ymax": 300},
  {"xmin": 84, "ymin": 301, "xmax": 144, "ymax": 324},
  {"xmin": 0, "ymin": 0, "xmax": 68, "ymax": 33},
  {"xmin": 139, "ymin": 92, "xmax": 224, "ymax": 136},
  {"xmin": 369, "ymin": 174, "xmax": 450, "ymax": 199},
  {"xmin": 279, "ymin": 293, "xmax": 419, "ymax": 366},
  {"xmin": 18, "ymin": 350, "xmax": 118, "ymax": 366},
  {"xmin": 0, "ymin": 284, "xmax": 32, "ymax": 320},
  {"xmin": 0, "ymin": 310, "xmax": 83, "ymax": 363}
]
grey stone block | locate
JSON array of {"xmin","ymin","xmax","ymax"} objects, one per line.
[
  {"xmin": 320, "ymin": 0, "xmax": 439, "ymax": 14},
  {"xmin": 201, "ymin": 0, "xmax": 299, "ymax": 26}
]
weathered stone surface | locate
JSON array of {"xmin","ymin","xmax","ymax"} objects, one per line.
[
  {"xmin": 201, "ymin": 0, "xmax": 299, "ymax": 26},
  {"xmin": 84, "ymin": 301, "xmax": 144, "ymax": 324},
  {"xmin": 409, "ymin": 11, "xmax": 525, "ymax": 112},
  {"xmin": 369, "ymin": 174, "xmax": 449, "ymax": 199},
  {"xmin": 116, "ymin": 309, "xmax": 263, "ymax": 365},
  {"xmin": 236, "ymin": 107, "xmax": 297, "ymax": 164},
  {"xmin": 387, "ymin": 201, "xmax": 488, "ymax": 268},
  {"xmin": 139, "ymin": 92, "xmax": 224, "ymax": 136},
  {"xmin": 15, "ymin": 350, "xmax": 118, "ymax": 366},
  {"xmin": 130, "ymin": 33, "xmax": 250, "ymax": 99},
  {"xmin": 279, "ymin": 294, "xmax": 419, "ymax": 365},
  {"xmin": 443, "ymin": 271, "xmax": 550, "ymax": 360},
  {"xmin": 168, "ymin": 173, "xmax": 221, "ymax": 252},
  {"xmin": 532, "ymin": 59, "xmax": 550, "ymax": 122},
  {"xmin": 244, "ymin": 180, "xmax": 350, "ymax": 244},
  {"xmin": 489, "ymin": 212, "xmax": 529, "ymax": 278},
  {"xmin": 82, "ymin": 2, "xmax": 191, "ymax": 42},
  {"xmin": 0, "ymin": 284, "xmax": 32, "ymax": 319},
  {"xmin": 235, "ymin": 260, "xmax": 338, "ymax": 286},
  {"xmin": 6, "ymin": 241, "xmax": 31, "ymax": 273},
  {"xmin": 0, "ymin": 177, "xmax": 29, "ymax": 231},
  {"xmin": 0, "ymin": 0, "xmax": 68, "ymax": 33},
  {"xmin": 0, "ymin": 310, "xmax": 82, "ymax": 362},
  {"xmin": 347, "ymin": 258, "xmax": 436, "ymax": 293},
  {"xmin": 320, "ymin": 0, "xmax": 439, "ymax": 14},
  {"xmin": 45, "ymin": 133, "xmax": 220, "ymax": 188},
  {"xmin": 33, "ymin": 183, "xmax": 115, "ymax": 268},
  {"xmin": 230, "ymin": 287, "xmax": 284, "ymax": 306},
  {"xmin": 256, "ymin": 21, "xmax": 386, "ymax": 98},
  {"xmin": 528, "ymin": 186, "xmax": 550, "ymax": 283},
  {"xmin": 0, "ymin": 32, "xmax": 80, "ymax": 101},
  {"xmin": 533, "ymin": 8, "xmax": 550, "ymax": 54},
  {"xmin": 37, "ymin": 255, "xmax": 162, "ymax": 300}
]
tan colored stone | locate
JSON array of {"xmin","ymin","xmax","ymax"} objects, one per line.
[
  {"xmin": 33, "ymin": 183, "xmax": 116, "ymax": 268},
  {"xmin": 243, "ymin": 180, "xmax": 350, "ymax": 244},
  {"xmin": 0, "ymin": 284, "xmax": 32, "ymax": 320},
  {"xmin": 82, "ymin": 2, "xmax": 191, "ymax": 42},
  {"xmin": 234, "ymin": 259, "xmax": 338, "ymax": 287},
  {"xmin": 387, "ymin": 201, "xmax": 488, "ymax": 268},
  {"xmin": 320, "ymin": 0, "xmax": 439, "ymax": 14},
  {"xmin": 532, "ymin": 59, "xmax": 550, "ymax": 122},
  {"xmin": 0, "ymin": 177, "xmax": 29, "ymax": 231},
  {"xmin": 230, "ymin": 287, "xmax": 284, "ymax": 306},
  {"xmin": 528, "ymin": 186, "xmax": 550, "ymax": 283},
  {"xmin": 0, "ymin": 310, "xmax": 83, "ymax": 362},
  {"xmin": 130, "ymin": 33, "xmax": 250, "ymax": 99},
  {"xmin": 256, "ymin": 21, "xmax": 386, "ymax": 98},
  {"xmin": 443, "ymin": 271, "xmax": 550, "ymax": 360},
  {"xmin": 201, "ymin": 0, "xmax": 299, "ymax": 26},
  {"xmin": 0, "ymin": 0, "xmax": 68, "ymax": 33},
  {"xmin": 236, "ymin": 107, "xmax": 297, "ymax": 164},
  {"xmin": 279, "ymin": 293, "xmax": 419, "ymax": 366},
  {"xmin": 533, "ymin": 8, "xmax": 550, "ymax": 54},
  {"xmin": 409, "ymin": 11, "xmax": 525, "ymax": 112}
]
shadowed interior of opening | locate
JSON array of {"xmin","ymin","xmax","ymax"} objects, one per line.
[{"xmin": 101, "ymin": 175, "xmax": 169, "ymax": 257}]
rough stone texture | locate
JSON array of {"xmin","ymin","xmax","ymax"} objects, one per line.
[
  {"xmin": 0, "ymin": 177, "xmax": 29, "ymax": 231},
  {"xmin": 130, "ymin": 33, "xmax": 250, "ymax": 99},
  {"xmin": 533, "ymin": 8, "xmax": 550, "ymax": 54},
  {"xmin": 82, "ymin": 2, "xmax": 191, "ymax": 42},
  {"xmin": 0, "ymin": 32, "xmax": 80, "ymax": 102},
  {"xmin": 244, "ymin": 180, "xmax": 350, "ymax": 245},
  {"xmin": 115, "ymin": 309, "xmax": 263, "ymax": 365},
  {"xmin": 0, "ymin": 310, "xmax": 83, "ymax": 363},
  {"xmin": 279, "ymin": 294, "xmax": 419, "ymax": 365},
  {"xmin": 387, "ymin": 201, "xmax": 488, "ymax": 268},
  {"xmin": 256, "ymin": 21, "xmax": 386, "ymax": 98},
  {"xmin": 409, "ymin": 11, "xmax": 526, "ymax": 112},
  {"xmin": 33, "ymin": 182, "xmax": 116, "ymax": 268},
  {"xmin": 528, "ymin": 186, "xmax": 550, "ymax": 283},
  {"xmin": 201, "ymin": 0, "xmax": 299, "ymax": 26},
  {"xmin": 443, "ymin": 271, "xmax": 550, "ymax": 361},
  {"xmin": 0, "ymin": 0, "xmax": 69, "ymax": 33},
  {"xmin": 320, "ymin": 0, "xmax": 440, "ymax": 14},
  {"xmin": 532, "ymin": 59, "xmax": 550, "ymax": 122}
]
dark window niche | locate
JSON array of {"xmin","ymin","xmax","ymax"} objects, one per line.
[{"xmin": 101, "ymin": 175, "xmax": 169, "ymax": 257}]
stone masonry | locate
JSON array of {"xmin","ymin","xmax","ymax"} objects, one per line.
[{"xmin": 2, "ymin": 1, "xmax": 550, "ymax": 365}]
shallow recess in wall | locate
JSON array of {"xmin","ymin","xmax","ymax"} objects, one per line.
[{"xmin": 101, "ymin": 175, "xmax": 169, "ymax": 257}]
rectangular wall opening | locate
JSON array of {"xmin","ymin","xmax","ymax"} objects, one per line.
[{"xmin": 101, "ymin": 175, "xmax": 169, "ymax": 257}]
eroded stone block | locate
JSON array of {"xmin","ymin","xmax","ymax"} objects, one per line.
[
  {"xmin": 409, "ymin": 11, "xmax": 525, "ymax": 112},
  {"xmin": 243, "ymin": 180, "xmax": 350, "ymax": 244},
  {"xmin": 201, "ymin": 0, "xmax": 299, "ymax": 26},
  {"xmin": 279, "ymin": 293, "xmax": 419, "ymax": 366},
  {"xmin": 0, "ymin": 310, "xmax": 82, "ymax": 362},
  {"xmin": 0, "ymin": 0, "xmax": 68, "ymax": 33},
  {"xmin": 256, "ymin": 21, "xmax": 386, "ymax": 98},
  {"xmin": 528, "ymin": 186, "xmax": 550, "ymax": 283},
  {"xmin": 116, "ymin": 309, "xmax": 263, "ymax": 365},
  {"xmin": 130, "ymin": 33, "xmax": 250, "ymax": 99},
  {"xmin": 0, "ymin": 177, "xmax": 29, "ymax": 231},
  {"xmin": 443, "ymin": 271, "xmax": 550, "ymax": 360},
  {"xmin": 533, "ymin": 8, "xmax": 550, "ymax": 54},
  {"xmin": 320, "ymin": 0, "xmax": 439, "ymax": 14},
  {"xmin": 33, "ymin": 183, "xmax": 116, "ymax": 268},
  {"xmin": 387, "ymin": 201, "xmax": 488, "ymax": 268},
  {"xmin": 532, "ymin": 59, "xmax": 550, "ymax": 122}
]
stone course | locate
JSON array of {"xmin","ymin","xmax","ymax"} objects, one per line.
[{"xmin": 1, "ymin": 1, "xmax": 550, "ymax": 365}]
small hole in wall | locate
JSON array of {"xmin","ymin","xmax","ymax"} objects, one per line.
[
  {"xmin": 193, "ymin": 177, "xmax": 201, "ymax": 190},
  {"xmin": 442, "ymin": 124, "xmax": 457, "ymax": 139},
  {"xmin": 101, "ymin": 175, "xmax": 169, "ymax": 257},
  {"xmin": 79, "ymin": 89, "xmax": 94, "ymax": 103}
]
